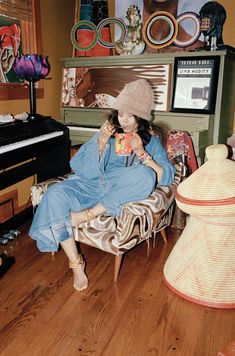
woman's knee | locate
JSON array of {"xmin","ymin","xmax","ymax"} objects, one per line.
[
  {"xmin": 43, "ymin": 182, "xmax": 68, "ymax": 202},
  {"xmin": 134, "ymin": 165, "xmax": 156, "ymax": 186},
  {"xmin": 119, "ymin": 165, "xmax": 156, "ymax": 197}
]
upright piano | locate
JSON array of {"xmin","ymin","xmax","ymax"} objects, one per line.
[{"xmin": 0, "ymin": 115, "xmax": 70, "ymax": 229}]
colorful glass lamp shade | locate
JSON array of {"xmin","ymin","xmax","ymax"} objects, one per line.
[{"xmin": 13, "ymin": 54, "xmax": 50, "ymax": 119}]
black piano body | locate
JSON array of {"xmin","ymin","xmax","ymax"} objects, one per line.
[{"xmin": 0, "ymin": 115, "xmax": 70, "ymax": 230}]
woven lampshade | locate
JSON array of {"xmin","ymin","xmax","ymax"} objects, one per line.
[{"xmin": 164, "ymin": 144, "xmax": 235, "ymax": 308}]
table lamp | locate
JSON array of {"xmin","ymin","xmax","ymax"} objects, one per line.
[{"xmin": 13, "ymin": 54, "xmax": 50, "ymax": 120}]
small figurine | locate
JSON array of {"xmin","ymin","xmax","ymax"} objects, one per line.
[{"xmin": 115, "ymin": 5, "xmax": 145, "ymax": 55}]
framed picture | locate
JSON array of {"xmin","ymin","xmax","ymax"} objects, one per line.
[
  {"xmin": 171, "ymin": 56, "xmax": 220, "ymax": 114},
  {"xmin": 0, "ymin": 0, "xmax": 42, "ymax": 100},
  {"xmin": 61, "ymin": 64, "xmax": 171, "ymax": 112}
]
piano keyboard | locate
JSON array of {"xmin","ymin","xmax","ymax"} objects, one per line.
[
  {"xmin": 0, "ymin": 131, "xmax": 63, "ymax": 154},
  {"xmin": 67, "ymin": 126, "xmax": 100, "ymax": 133}
]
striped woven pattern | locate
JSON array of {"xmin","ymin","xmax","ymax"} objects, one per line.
[
  {"xmin": 177, "ymin": 144, "xmax": 235, "ymax": 204},
  {"xmin": 164, "ymin": 215, "xmax": 235, "ymax": 308},
  {"xmin": 164, "ymin": 145, "xmax": 235, "ymax": 309}
]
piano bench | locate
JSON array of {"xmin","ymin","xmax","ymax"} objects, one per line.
[{"xmin": 31, "ymin": 174, "xmax": 70, "ymax": 208}]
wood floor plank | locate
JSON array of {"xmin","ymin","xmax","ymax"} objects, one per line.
[{"xmin": 0, "ymin": 223, "xmax": 235, "ymax": 356}]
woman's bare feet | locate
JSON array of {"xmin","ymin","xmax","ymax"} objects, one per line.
[
  {"xmin": 69, "ymin": 256, "xmax": 88, "ymax": 291},
  {"xmin": 72, "ymin": 265, "xmax": 88, "ymax": 291}
]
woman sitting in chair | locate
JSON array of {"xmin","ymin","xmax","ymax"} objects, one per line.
[{"xmin": 29, "ymin": 79, "xmax": 175, "ymax": 291}]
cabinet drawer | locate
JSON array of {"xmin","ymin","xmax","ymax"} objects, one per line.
[
  {"xmin": 69, "ymin": 126, "xmax": 99, "ymax": 146},
  {"xmin": 154, "ymin": 112, "xmax": 212, "ymax": 132},
  {"xmin": 61, "ymin": 108, "xmax": 109, "ymax": 127}
]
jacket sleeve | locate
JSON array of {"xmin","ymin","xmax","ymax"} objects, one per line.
[
  {"xmin": 70, "ymin": 133, "xmax": 101, "ymax": 179},
  {"xmin": 148, "ymin": 136, "xmax": 176, "ymax": 186}
]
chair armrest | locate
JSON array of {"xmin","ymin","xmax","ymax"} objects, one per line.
[{"xmin": 31, "ymin": 174, "xmax": 71, "ymax": 207}]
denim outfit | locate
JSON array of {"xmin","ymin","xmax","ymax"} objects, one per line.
[{"xmin": 29, "ymin": 133, "xmax": 175, "ymax": 252}]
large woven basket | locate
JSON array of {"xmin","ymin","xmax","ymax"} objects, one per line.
[{"xmin": 164, "ymin": 144, "xmax": 235, "ymax": 308}]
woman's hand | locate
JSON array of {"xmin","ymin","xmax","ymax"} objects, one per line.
[
  {"xmin": 100, "ymin": 121, "xmax": 115, "ymax": 138},
  {"xmin": 129, "ymin": 133, "xmax": 145, "ymax": 156},
  {"xmin": 99, "ymin": 121, "xmax": 115, "ymax": 151},
  {"xmin": 130, "ymin": 133, "xmax": 163, "ymax": 180}
]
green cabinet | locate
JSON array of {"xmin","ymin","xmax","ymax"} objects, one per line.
[{"xmin": 61, "ymin": 50, "xmax": 235, "ymax": 164}]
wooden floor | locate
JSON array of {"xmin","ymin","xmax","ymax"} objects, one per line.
[{"xmin": 0, "ymin": 221, "xmax": 235, "ymax": 356}]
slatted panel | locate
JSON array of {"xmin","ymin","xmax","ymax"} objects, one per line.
[{"xmin": 0, "ymin": 0, "xmax": 32, "ymax": 21}]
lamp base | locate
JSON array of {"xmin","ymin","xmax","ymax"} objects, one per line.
[
  {"xmin": 27, "ymin": 113, "xmax": 38, "ymax": 120},
  {"xmin": 28, "ymin": 80, "xmax": 37, "ymax": 120}
]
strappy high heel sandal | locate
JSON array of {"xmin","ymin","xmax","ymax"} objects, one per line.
[
  {"xmin": 72, "ymin": 208, "xmax": 96, "ymax": 241},
  {"xmin": 83, "ymin": 208, "xmax": 96, "ymax": 223},
  {"xmin": 69, "ymin": 255, "xmax": 88, "ymax": 291},
  {"xmin": 71, "ymin": 208, "xmax": 96, "ymax": 229},
  {"xmin": 69, "ymin": 254, "xmax": 85, "ymax": 269}
]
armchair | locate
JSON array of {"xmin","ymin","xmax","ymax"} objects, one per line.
[{"xmin": 31, "ymin": 130, "xmax": 196, "ymax": 281}]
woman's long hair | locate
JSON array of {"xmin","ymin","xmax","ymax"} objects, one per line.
[{"xmin": 107, "ymin": 110, "xmax": 166, "ymax": 146}]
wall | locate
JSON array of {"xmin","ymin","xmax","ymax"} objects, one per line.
[
  {"xmin": 214, "ymin": 0, "xmax": 235, "ymax": 133},
  {"xmin": 221, "ymin": 0, "xmax": 235, "ymax": 47},
  {"xmin": 37, "ymin": 0, "xmax": 75, "ymax": 119},
  {"xmin": 210, "ymin": 0, "xmax": 235, "ymax": 132},
  {"xmin": 1, "ymin": 0, "xmax": 75, "ymax": 119}
]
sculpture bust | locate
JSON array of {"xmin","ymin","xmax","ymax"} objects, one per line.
[
  {"xmin": 199, "ymin": 1, "xmax": 226, "ymax": 51},
  {"xmin": 115, "ymin": 5, "xmax": 145, "ymax": 55}
]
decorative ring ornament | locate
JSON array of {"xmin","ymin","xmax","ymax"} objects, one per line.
[
  {"xmin": 70, "ymin": 20, "xmax": 99, "ymax": 51},
  {"xmin": 71, "ymin": 12, "xmax": 200, "ymax": 51},
  {"xmin": 173, "ymin": 12, "xmax": 201, "ymax": 48},
  {"xmin": 143, "ymin": 11, "xmax": 178, "ymax": 49},
  {"xmin": 97, "ymin": 17, "xmax": 127, "ymax": 48}
]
